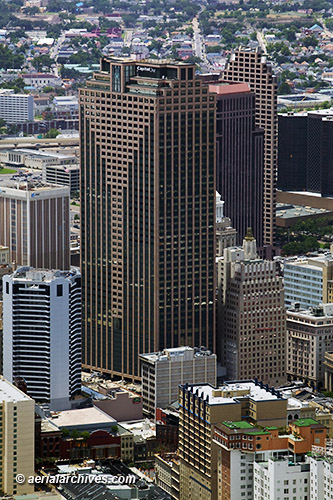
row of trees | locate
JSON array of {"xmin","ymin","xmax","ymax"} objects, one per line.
[{"xmin": 278, "ymin": 218, "xmax": 333, "ymax": 256}]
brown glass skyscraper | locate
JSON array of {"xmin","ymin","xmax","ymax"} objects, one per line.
[
  {"xmin": 209, "ymin": 81, "xmax": 264, "ymax": 246},
  {"xmin": 222, "ymin": 48, "xmax": 278, "ymax": 246},
  {"xmin": 80, "ymin": 58, "xmax": 216, "ymax": 380}
]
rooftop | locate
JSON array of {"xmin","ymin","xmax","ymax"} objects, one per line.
[
  {"xmin": 11, "ymin": 266, "xmax": 80, "ymax": 283},
  {"xmin": 223, "ymin": 421, "xmax": 253, "ymax": 429},
  {"xmin": 287, "ymin": 303, "xmax": 333, "ymax": 319},
  {"xmin": 182, "ymin": 380, "xmax": 284, "ymax": 405},
  {"xmin": 139, "ymin": 346, "xmax": 215, "ymax": 363},
  {"xmin": 209, "ymin": 82, "xmax": 251, "ymax": 95},
  {"xmin": 0, "ymin": 376, "xmax": 31, "ymax": 402},
  {"xmin": 277, "ymin": 203, "xmax": 333, "ymax": 220},
  {"xmin": 49, "ymin": 407, "xmax": 116, "ymax": 428},
  {"xmin": 292, "ymin": 418, "xmax": 320, "ymax": 427}
]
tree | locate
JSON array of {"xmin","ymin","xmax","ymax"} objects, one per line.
[
  {"xmin": 33, "ymin": 55, "xmax": 53, "ymax": 70},
  {"xmin": 111, "ymin": 425, "xmax": 119, "ymax": 434},
  {"xmin": 98, "ymin": 17, "xmax": 119, "ymax": 30},
  {"xmin": 71, "ymin": 429, "xmax": 80, "ymax": 439},
  {"xmin": 0, "ymin": 45, "xmax": 24, "ymax": 70},
  {"xmin": 43, "ymin": 86, "xmax": 55, "ymax": 93},
  {"xmin": 302, "ymin": 35, "xmax": 318, "ymax": 48},
  {"xmin": 278, "ymin": 82, "xmax": 292, "ymax": 95},
  {"xmin": 149, "ymin": 39, "xmax": 163, "ymax": 52},
  {"xmin": 44, "ymin": 128, "xmax": 60, "ymax": 138},
  {"xmin": 206, "ymin": 45, "xmax": 222, "ymax": 53},
  {"xmin": 122, "ymin": 14, "xmax": 138, "ymax": 28}
]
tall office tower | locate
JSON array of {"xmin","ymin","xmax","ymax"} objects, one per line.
[
  {"xmin": 210, "ymin": 82, "xmax": 264, "ymax": 246},
  {"xmin": 218, "ymin": 231, "xmax": 286, "ymax": 385},
  {"xmin": 216, "ymin": 192, "xmax": 237, "ymax": 256},
  {"xmin": 0, "ymin": 376, "xmax": 35, "ymax": 496},
  {"xmin": 286, "ymin": 303, "xmax": 333, "ymax": 390},
  {"xmin": 284, "ymin": 253, "xmax": 333, "ymax": 309},
  {"xmin": 3, "ymin": 267, "xmax": 81, "ymax": 410},
  {"xmin": 278, "ymin": 109, "xmax": 333, "ymax": 196},
  {"xmin": 222, "ymin": 48, "xmax": 278, "ymax": 247},
  {"xmin": 0, "ymin": 182, "xmax": 70, "ymax": 269},
  {"xmin": 178, "ymin": 380, "xmax": 287, "ymax": 500},
  {"xmin": 80, "ymin": 58, "xmax": 216, "ymax": 380}
]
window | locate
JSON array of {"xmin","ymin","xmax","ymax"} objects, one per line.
[{"xmin": 57, "ymin": 284, "xmax": 63, "ymax": 297}]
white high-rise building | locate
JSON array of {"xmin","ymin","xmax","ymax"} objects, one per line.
[
  {"xmin": 3, "ymin": 267, "xmax": 81, "ymax": 410},
  {"xmin": 0, "ymin": 89, "xmax": 34, "ymax": 124}
]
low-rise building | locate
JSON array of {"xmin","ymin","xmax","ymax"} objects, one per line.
[
  {"xmin": 139, "ymin": 346, "xmax": 216, "ymax": 416},
  {"xmin": 94, "ymin": 389, "xmax": 143, "ymax": 421},
  {"xmin": 0, "ymin": 148, "xmax": 78, "ymax": 169},
  {"xmin": 43, "ymin": 164, "xmax": 79, "ymax": 193},
  {"xmin": 22, "ymin": 73, "xmax": 62, "ymax": 88}
]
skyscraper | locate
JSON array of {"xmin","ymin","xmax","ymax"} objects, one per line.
[
  {"xmin": 210, "ymin": 81, "xmax": 264, "ymax": 246},
  {"xmin": 222, "ymin": 48, "xmax": 278, "ymax": 247},
  {"xmin": 3, "ymin": 267, "xmax": 81, "ymax": 410},
  {"xmin": 0, "ymin": 182, "xmax": 70, "ymax": 269},
  {"xmin": 80, "ymin": 58, "xmax": 216, "ymax": 380},
  {"xmin": 218, "ymin": 231, "xmax": 286, "ymax": 385},
  {"xmin": 278, "ymin": 109, "xmax": 333, "ymax": 196}
]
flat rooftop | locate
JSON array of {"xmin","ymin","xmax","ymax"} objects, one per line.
[
  {"xmin": 139, "ymin": 346, "xmax": 215, "ymax": 363},
  {"xmin": 11, "ymin": 267, "xmax": 80, "ymax": 282},
  {"xmin": 277, "ymin": 203, "xmax": 333, "ymax": 219},
  {"xmin": 49, "ymin": 407, "xmax": 116, "ymax": 428},
  {"xmin": 0, "ymin": 376, "xmax": 31, "ymax": 402},
  {"xmin": 1, "ymin": 148, "xmax": 76, "ymax": 160},
  {"xmin": 184, "ymin": 381, "xmax": 284, "ymax": 405}
]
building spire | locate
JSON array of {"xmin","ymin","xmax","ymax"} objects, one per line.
[
  {"xmin": 244, "ymin": 227, "xmax": 254, "ymax": 241},
  {"xmin": 243, "ymin": 228, "xmax": 257, "ymax": 259}
]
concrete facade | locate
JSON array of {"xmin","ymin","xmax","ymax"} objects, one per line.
[
  {"xmin": 0, "ymin": 376, "xmax": 35, "ymax": 496},
  {"xmin": 140, "ymin": 346, "xmax": 216, "ymax": 416}
]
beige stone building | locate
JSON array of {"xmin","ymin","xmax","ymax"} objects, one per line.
[
  {"xmin": 0, "ymin": 376, "xmax": 35, "ymax": 496},
  {"xmin": 218, "ymin": 232, "xmax": 286, "ymax": 385},
  {"xmin": 324, "ymin": 351, "xmax": 333, "ymax": 393},
  {"xmin": 286, "ymin": 304, "xmax": 333, "ymax": 390}
]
